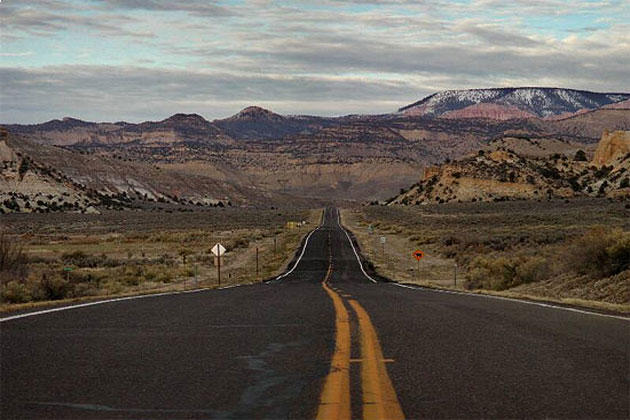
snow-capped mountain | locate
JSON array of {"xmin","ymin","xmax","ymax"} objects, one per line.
[{"xmin": 399, "ymin": 88, "xmax": 630, "ymax": 119}]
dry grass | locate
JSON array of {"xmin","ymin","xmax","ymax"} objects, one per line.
[
  {"xmin": 342, "ymin": 198, "xmax": 630, "ymax": 311},
  {"xmin": 1, "ymin": 208, "xmax": 321, "ymax": 309}
]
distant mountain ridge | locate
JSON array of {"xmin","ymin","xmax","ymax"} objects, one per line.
[{"xmin": 399, "ymin": 87, "xmax": 630, "ymax": 119}]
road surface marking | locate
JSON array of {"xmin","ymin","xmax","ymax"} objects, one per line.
[
  {"xmin": 335, "ymin": 209, "xmax": 377, "ymax": 283},
  {"xmin": 348, "ymin": 299, "xmax": 405, "ymax": 420},
  {"xmin": 392, "ymin": 283, "xmax": 629, "ymax": 321},
  {"xmin": 0, "ymin": 288, "xmax": 210, "ymax": 323},
  {"xmin": 318, "ymin": 264, "xmax": 352, "ymax": 420},
  {"xmin": 272, "ymin": 209, "xmax": 326, "ymax": 282}
]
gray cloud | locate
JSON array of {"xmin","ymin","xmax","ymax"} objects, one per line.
[
  {"xmin": 89, "ymin": 0, "xmax": 236, "ymax": 17},
  {"xmin": 455, "ymin": 22, "xmax": 543, "ymax": 47},
  {"xmin": 1, "ymin": 0, "xmax": 628, "ymax": 123},
  {"xmin": 0, "ymin": 66, "xmax": 426, "ymax": 123},
  {"xmin": 1, "ymin": 3, "xmax": 153, "ymax": 38}
]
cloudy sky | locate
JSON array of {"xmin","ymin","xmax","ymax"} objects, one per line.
[{"xmin": 1, "ymin": 0, "xmax": 629, "ymax": 123}]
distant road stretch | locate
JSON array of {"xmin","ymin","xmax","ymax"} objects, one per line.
[{"xmin": 2, "ymin": 208, "xmax": 628, "ymax": 419}]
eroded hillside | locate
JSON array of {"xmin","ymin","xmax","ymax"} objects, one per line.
[{"xmin": 389, "ymin": 130, "xmax": 630, "ymax": 205}]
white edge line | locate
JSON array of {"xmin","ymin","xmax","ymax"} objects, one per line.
[
  {"xmin": 336, "ymin": 209, "xmax": 377, "ymax": 283},
  {"xmin": 391, "ymin": 283, "xmax": 629, "ymax": 321},
  {"xmin": 3, "ymin": 210, "xmax": 328, "ymax": 321},
  {"xmin": 335, "ymin": 209, "xmax": 627, "ymax": 321},
  {"xmin": 0, "ymin": 288, "xmax": 211, "ymax": 323},
  {"xmin": 272, "ymin": 209, "xmax": 325, "ymax": 282}
]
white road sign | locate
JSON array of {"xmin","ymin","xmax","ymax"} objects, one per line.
[
  {"xmin": 380, "ymin": 236, "xmax": 386, "ymax": 244},
  {"xmin": 211, "ymin": 243, "xmax": 226, "ymax": 257}
]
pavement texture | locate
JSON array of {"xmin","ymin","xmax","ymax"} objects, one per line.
[{"xmin": 1, "ymin": 207, "xmax": 628, "ymax": 419}]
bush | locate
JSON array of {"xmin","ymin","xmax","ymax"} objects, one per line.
[
  {"xmin": 1, "ymin": 281, "xmax": 31, "ymax": 303},
  {"xmin": 573, "ymin": 150, "xmax": 588, "ymax": 162},
  {"xmin": 61, "ymin": 251, "xmax": 109, "ymax": 268},
  {"xmin": 0, "ymin": 234, "xmax": 29, "ymax": 284},
  {"xmin": 604, "ymin": 234, "xmax": 630, "ymax": 275},
  {"xmin": 563, "ymin": 227, "xmax": 630, "ymax": 277},
  {"xmin": 35, "ymin": 273, "xmax": 69, "ymax": 300},
  {"xmin": 465, "ymin": 255, "xmax": 549, "ymax": 291},
  {"xmin": 515, "ymin": 256, "xmax": 548, "ymax": 284}
]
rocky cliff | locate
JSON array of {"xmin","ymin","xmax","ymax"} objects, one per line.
[
  {"xmin": 592, "ymin": 130, "xmax": 630, "ymax": 167},
  {"xmin": 389, "ymin": 131, "xmax": 630, "ymax": 205}
]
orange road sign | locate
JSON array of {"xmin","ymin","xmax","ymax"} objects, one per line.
[{"xmin": 412, "ymin": 250, "xmax": 424, "ymax": 261}]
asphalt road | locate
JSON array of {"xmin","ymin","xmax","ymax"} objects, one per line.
[{"xmin": 1, "ymin": 207, "xmax": 628, "ymax": 419}]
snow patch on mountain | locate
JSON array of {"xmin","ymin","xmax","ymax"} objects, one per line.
[{"xmin": 399, "ymin": 88, "xmax": 630, "ymax": 119}]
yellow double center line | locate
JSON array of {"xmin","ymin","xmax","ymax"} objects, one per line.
[{"xmin": 317, "ymin": 263, "xmax": 405, "ymax": 420}]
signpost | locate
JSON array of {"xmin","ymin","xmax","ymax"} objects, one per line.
[
  {"xmin": 63, "ymin": 266, "xmax": 73, "ymax": 282},
  {"xmin": 412, "ymin": 249, "xmax": 424, "ymax": 277},
  {"xmin": 211, "ymin": 243, "xmax": 226, "ymax": 285},
  {"xmin": 454, "ymin": 263, "xmax": 458, "ymax": 287},
  {"xmin": 380, "ymin": 236, "xmax": 386, "ymax": 261}
]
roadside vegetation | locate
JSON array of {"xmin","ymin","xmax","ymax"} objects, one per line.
[
  {"xmin": 343, "ymin": 198, "xmax": 630, "ymax": 311},
  {"xmin": 1, "ymin": 208, "xmax": 320, "ymax": 309}
]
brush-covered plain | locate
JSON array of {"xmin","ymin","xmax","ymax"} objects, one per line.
[
  {"xmin": 343, "ymin": 198, "xmax": 630, "ymax": 312},
  {"xmin": 1, "ymin": 207, "xmax": 320, "ymax": 309}
]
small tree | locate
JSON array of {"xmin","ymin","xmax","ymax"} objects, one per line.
[
  {"xmin": 18, "ymin": 157, "xmax": 30, "ymax": 179},
  {"xmin": 0, "ymin": 234, "xmax": 29, "ymax": 285},
  {"xmin": 178, "ymin": 249, "xmax": 192, "ymax": 264},
  {"xmin": 573, "ymin": 150, "xmax": 588, "ymax": 162}
]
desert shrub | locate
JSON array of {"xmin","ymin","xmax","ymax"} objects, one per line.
[
  {"xmin": 594, "ymin": 166, "xmax": 612, "ymax": 178},
  {"xmin": 180, "ymin": 266, "xmax": 195, "ymax": 277},
  {"xmin": 573, "ymin": 150, "xmax": 588, "ymax": 162},
  {"xmin": 156, "ymin": 270, "xmax": 174, "ymax": 283},
  {"xmin": 18, "ymin": 157, "xmax": 30, "ymax": 179},
  {"xmin": 157, "ymin": 254, "xmax": 176, "ymax": 266},
  {"xmin": 61, "ymin": 251, "xmax": 109, "ymax": 268},
  {"xmin": 144, "ymin": 268, "xmax": 159, "ymax": 282},
  {"xmin": 515, "ymin": 256, "xmax": 548, "ymax": 283},
  {"xmin": 178, "ymin": 248, "xmax": 193, "ymax": 263},
  {"xmin": 604, "ymin": 233, "xmax": 630, "ymax": 275},
  {"xmin": 441, "ymin": 235, "xmax": 460, "ymax": 247},
  {"xmin": 466, "ymin": 256, "xmax": 514, "ymax": 290},
  {"xmin": 71, "ymin": 282, "xmax": 99, "ymax": 298},
  {"xmin": 121, "ymin": 275, "xmax": 141, "ymax": 286},
  {"xmin": 0, "ymin": 234, "xmax": 29, "ymax": 284},
  {"xmin": 1, "ymin": 281, "xmax": 31, "ymax": 303},
  {"xmin": 465, "ymin": 255, "xmax": 549, "ymax": 291},
  {"xmin": 227, "ymin": 237, "xmax": 250, "ymax": 250},
  {"xmin": 35, "ymin": 273, "xmax": 69, "ymax": 300},
  {"xmin": 563, "ymin": 227, "xmax": 630, "ymax": 277}
]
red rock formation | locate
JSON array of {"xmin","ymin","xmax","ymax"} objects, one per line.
[{"xmin": 440, "ymin": 103, "xmax": 536, "ymax": 120}]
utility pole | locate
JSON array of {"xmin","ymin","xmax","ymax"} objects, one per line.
[
  {"xmin": 274, "ymin": 237, "xmax": 277, "ymax": 254},
  {"xmin": 256, "ymin": 247, "xmax": 259, "ymax": 279}
]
